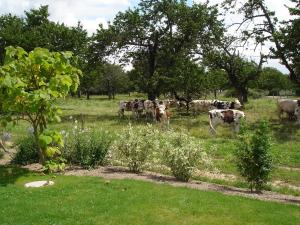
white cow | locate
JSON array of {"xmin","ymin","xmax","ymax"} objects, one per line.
[
  {"xmin": 209, "ymin": 109, "xmax": 245, "ymax": 134},
  {"xmin": 189, "ymin": 100, "xmax": 215, "ymax": 114},
  {"xmin": 277, "ymin": 99, "xmax": 300, "ymax": 120}
]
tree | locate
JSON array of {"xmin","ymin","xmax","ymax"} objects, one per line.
[
  {"xmin": 0, "ymin": 5, "xmax": 89, "ymax": 69},
  {"xmin": 92, "ymin": 0, "xmax": 223, "ymax": 100},
  {"xmin": 256, "ymin": 67, "xmax": 293, "ymax": 96},
  {"xmin": 223, "ymin": 0, "xmax": 300, "ymax": 84},
  {"xmin": 205, "ymin": 69, "xmax": 229, "ymax": 98},
  {"xmin": 169, "ymin": 58, "xmax": 208, "ymax": 112},
  {"xmin": 0, "ymin": 47, "xmax": 81, "ymax": 163},
  {"xmin": 203, "ymin": 37, "xmax": 265, "ymax": 104},
  {"xmin": 236, "ymin": 121, "xmax": 273, "ymax": 192}
]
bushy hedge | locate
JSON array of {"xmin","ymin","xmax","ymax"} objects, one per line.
[
  {"xmin": 12, "ymin": 135, "xmax": 39, "ymax": 165},
  {"xmin": 110, "ymin": 124, "xmax": 211, "ymax": 181},
  {"xmin": 62, "ymin": 128, "xmax": 113, "ymax": 168}
]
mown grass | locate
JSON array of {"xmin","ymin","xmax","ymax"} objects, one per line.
[
  {"xmin": 0, "ymin": 166, "xmax": 299, "ymax": 225},
  {"xmin": 3, "ymin": 94, "xmax": 300, "ymax": 195}
]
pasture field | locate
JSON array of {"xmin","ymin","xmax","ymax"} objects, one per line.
[
  {"xmin": 3, "ymin": 94, "xmax": 300, "ymax": 195},
  {"xmin": 0, "ymin": 166, "xmax": 300, "ymax": 225}
]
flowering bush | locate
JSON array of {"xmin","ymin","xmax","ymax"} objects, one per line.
[
  {"xmin": 110, "ymin": 124, "xmax": 159, "ymax": 173},
  {"xmin": 110, "ymin": 124, "xmax": 211, "ymax": 179},
  {"xmin": 162, "ymin": 132, "xmax": 210, "ymax": 182}
]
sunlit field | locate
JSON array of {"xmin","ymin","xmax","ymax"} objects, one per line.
[{"xmin": 4, "ymin": 94, "xmax": 300, "ymax": 196}]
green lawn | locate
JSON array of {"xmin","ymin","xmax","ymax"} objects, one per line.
[
  {"xmin": 3, "ymin": 95, "xmax": 300, "ymax": 195},
  {"xmin": 0, "ymin": 166, "xmax": 299, "ymax": 225}
]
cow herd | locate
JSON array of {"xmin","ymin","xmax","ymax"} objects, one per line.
[{"xmin": 118, "ymin": 97, "xmax": 300, "ymax": 134}]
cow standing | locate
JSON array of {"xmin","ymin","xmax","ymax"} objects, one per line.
[
  {"xmin": 118, "ymin": 101, "xmax": 133, "ymax": 117},
  {"xmin": 277, "ymin": 99, "xmax": 300, "ymax": 120},
  {"xmin": 212, "ymin": 99, "xmax": 242, "ymax": 110},
  {"xmin": 155, "ymin": 101, "xmax": 171, "ymax": 128},
  {"xmin": 209, "ymin": 109, "xmax": 245, "ymax": 134}
]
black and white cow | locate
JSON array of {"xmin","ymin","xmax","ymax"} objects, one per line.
[
  {"xmin": 212, "ymin": 99, "xmax": 242, "ymax": 110},
  {"xmin": 209, "ymin": 109, "xmax": 245, "ymax": 134}
]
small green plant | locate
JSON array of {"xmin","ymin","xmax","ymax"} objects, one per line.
[
  {"xmin": 62, "ymin": 127, "xmax": 113, "ymax": 168},
  {"xmin": 236, "ymin": 121, "xmax": 273, "ymax": 192},
  {"xmin": 13, "ymin": 135, "xmax": 39, "ymax": 165},
  {"xmin": 163, "ymin": 132, "xmax": 209, "ymax": 182},
  {"xmin": 110, "ymin": 124, "xmax": 157, "ymax": 173}
]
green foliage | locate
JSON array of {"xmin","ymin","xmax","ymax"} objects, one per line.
[
  {"xmin": 43, "ymin": 157, "xmax": 66, "ymax": 173},
  {"xmin": 255, "ymin": 67, "xmax": 294, "ymax": 95},
  {"xmin": 236, "ymin": 121, "xmax": 273, "ymax": 192},
  {"xmin": 62, "ymin": 128, "xmax": 113, "ymax": 168},
  {"xmin": 0, "ymin": 5, "xmax": 89, "ymax": 66},
  {"xmin": 92, "ymin": 0, "xmax": 223, "ymax": 99},
  {"xmin": 111, "ymin": 124, "xmax": 210, "ymax": 179},
  {"xmin": 110, "ymin": 124, "xmax": 157, "ymax": 173},
  {"xmin": 0, "ymin": 46, "xmax": 81, "ymax": 163},
  {"xmin": 162, "ymin": 132, "xmax": 210, "ymax": 182},
  {"xmin": 12, "ymin": 135, "xmax": 39, "ymax": 165}
]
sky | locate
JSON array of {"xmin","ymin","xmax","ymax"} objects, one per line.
[{"xmin": 0, "ymin": 0, "xmax": 295, "ymax": 73}]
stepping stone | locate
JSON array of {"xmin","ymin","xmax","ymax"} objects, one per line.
[{"xmin": 24, "ymin": 180, "xmax": 54, "ymax": 188}]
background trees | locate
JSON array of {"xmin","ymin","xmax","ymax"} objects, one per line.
[
  {"xmin": 223, "ymin": 0, "xmax": 300, "ymax": 85},
  {"xmin": 92, "ymin": 0, "xmax": 223, "ymax": 100}
]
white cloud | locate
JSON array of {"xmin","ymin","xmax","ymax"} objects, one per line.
[{"xmin": 0, "ymin": 0, "xmax": 131, "ymax": 35}]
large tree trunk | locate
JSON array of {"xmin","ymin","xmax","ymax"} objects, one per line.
[{"xmin": 237, "ymin": 88, "xmax": 248, "ymax": 105}]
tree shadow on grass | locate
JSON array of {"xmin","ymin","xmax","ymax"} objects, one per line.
[
  {"xmin": 270, "ymin": 122, "xmax": 300, "ymax": 143},
  {"xmin": 0, "ymin": 165, "xmax": 31, "ymax": 187}
]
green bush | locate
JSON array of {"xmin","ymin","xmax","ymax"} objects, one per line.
[
  {"xmin": 110, "ymin": 124, "xmax": 211, "ymax": 180},
  {"xmin": 110, "ymin": 124, "xmax": 158, "ymax": 173},
  {"xmin": 248, "ymin": 89, "xmax": 266, "ymax": 99},
  {"xmin": 13, "ymin": 136, "xmax": 39, "ymax": 165},
  {"xmin": 162, "ymin": 132, "xmax": 210, "ymax": 182},
  {"xmin": 236, "ymin": 121, "xmax": 273, "ymax": 192},
  {"xmin": 62, "ymin": 128, "xmax": 113, "ymax": 168}
]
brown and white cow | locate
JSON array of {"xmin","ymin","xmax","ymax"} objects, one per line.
[
  {"xmin": 209, "ymin": 109, "xmax": 245, "ymax": 134},
  {"xmin": 118, "ymin": 100, "xmax": 133, "ymax": 117},
  {"xmin": 277, "ymin": 99, "xmax": 300, "ymax": 120},
  {"xmin": 144, "ymin": 100, "xmax": 156, "ymax": 120},
  {"xmin": 132, "ymin": 99, "xmax": 145, "ymax": 119},
  {"xmin": 155, "ymin": 101, "xmax": 171, "ymax": 128}
]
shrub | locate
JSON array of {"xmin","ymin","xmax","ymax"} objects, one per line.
[
  {"xmin": 162, "ymin": 132, "xmax": 210, "ymax": 182},
  {"xmin": 248, "ymin": 89, "xmax": 266, "ymax": 99},
  {"xmin": 236, "ymin": 121, "xmax": 273, "ymax": 192},
  {"xmin": 62, "ymin": 128, "xmax": 113, "ymax": 168},
  {"xmin": 110, "ymin": 124, "xmax": 159, "ymax": 173},
  {"xmin": 13, "ymin": 136, "xmax": 39, "ymax": 165}
]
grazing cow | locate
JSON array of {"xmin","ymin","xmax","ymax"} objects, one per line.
[
  {"xmin": 132, "ymin": 99, "xmax": 145, "ymax": 119},
  {"xmin": 144, "ymin": 100, "xmax": 156, "ymax": 120},
  {"xmin": 189, "ymin": 100, "xmax": 215, "ymax": 114},
  {"xmin": 118, "ymin": 100, "xmax": 133, "ymax": 117},
  {"xmin": 293, "ymin": 101, "xmax": 300, "ymax": 123},
  {"xmin": 277, "ymin": 99, "xmax": 300, "ymax": 120},
  {"xmin": 209, "ymin": 109, "xmax": 245, "ymax": 134},
  {"xmin": 212, "ymin": 99, "xmax": 242, "ymax": 110},
  {"xmin": 155, "ymin": 101, "xmax": 171, "ymax": 128}
]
